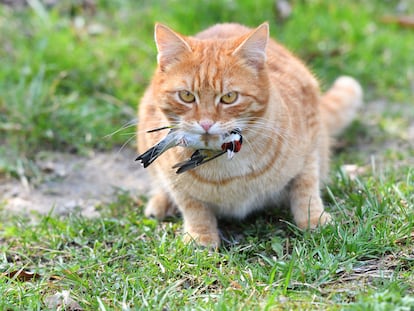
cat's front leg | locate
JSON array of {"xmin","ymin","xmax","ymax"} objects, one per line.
[
  {"xmin": 176, "ymin": 196, "xmax": 220, "ymax": 248},
  {"xmin": 145, "ymin": 190, "xmax": 178, "ymax": 220},
  {"xmin": 289, "ymin": 151, "xmax": 332, "ymax": 229}
]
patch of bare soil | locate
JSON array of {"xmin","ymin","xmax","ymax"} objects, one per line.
[{"xmin": 0, "ymin": 148, "xmax": 150, "ymax": 218}]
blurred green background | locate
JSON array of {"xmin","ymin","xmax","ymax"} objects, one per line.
[{"xmin": 0, "ymin": 0, "xmax": 413, "ymax": 177}]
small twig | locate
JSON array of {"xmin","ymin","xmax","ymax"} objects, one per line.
[{"xmin": 381, "ymin": 15, "xmax": 414, "ymax": 29}]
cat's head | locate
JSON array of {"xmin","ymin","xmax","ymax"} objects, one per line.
[{"xmin": 152, "ymin": 23, "xmax": 270, "ymax": 150}]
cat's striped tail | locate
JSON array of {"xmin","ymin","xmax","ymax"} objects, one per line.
[{"xmin": 320, "ymin": 76, "xmax": 363, "ymax": 136}]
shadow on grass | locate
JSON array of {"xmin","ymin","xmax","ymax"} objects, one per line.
[{"xmin": 218, "ymin": 206, "xmax": 294, "ymax": 248}]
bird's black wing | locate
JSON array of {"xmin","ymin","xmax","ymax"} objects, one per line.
[{"xmin": 172, "ymin": 150, "xmax": 225, "ymax": 174}]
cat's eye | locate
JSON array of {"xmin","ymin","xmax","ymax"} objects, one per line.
[
  {"xmin": 220, "ymin": 92, "xmax": 238, "ymax": 105},
  {"xmin": 178, "ymin": 90, "xmax": 195, "ymax": 103}
]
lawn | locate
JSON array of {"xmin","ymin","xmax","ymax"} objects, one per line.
[{"xmin": 1, "ymin": 0, "xmax": 413, "ymax": 310}]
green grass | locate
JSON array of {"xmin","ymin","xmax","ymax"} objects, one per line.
[
  {"xmin": 1, "ymin": 172, "xmax": 413, "ymax": 310},
  {"xmin": 1, "ymin": 0, "xmax": 413, "ymax": 310}
]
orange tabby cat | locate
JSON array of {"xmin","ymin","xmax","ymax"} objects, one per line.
[{"xmin": 137, "ymin": 22, "xmax": 362, "ymax": 247}]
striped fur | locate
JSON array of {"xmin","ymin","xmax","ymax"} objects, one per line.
[{"xmin": 137, "ymin": 23, "xmax": 363, "ymax": 247}]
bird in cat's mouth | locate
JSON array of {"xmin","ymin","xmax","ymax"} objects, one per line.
[{"xmin": 135, "ymin": 127, "xmax": 243, "ymax": 174}]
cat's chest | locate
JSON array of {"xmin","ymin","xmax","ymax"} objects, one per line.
[{"xmin": 175, "ymin": 148, "xmax": 303, "ymax": 209}]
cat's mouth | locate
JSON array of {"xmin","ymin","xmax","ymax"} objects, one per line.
[
  {"xmin": 182, "ymin": 128, "xmax": 242, "ymax": 151},
  {"xmin": 200, "ymin": 133, "xmax": 216, "ymax": 148},
  {"xmin": 181, "ymin": 133, "xmax": 222, "ymax": 150}
]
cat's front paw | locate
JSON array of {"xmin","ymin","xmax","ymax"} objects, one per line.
[
  {"xmin": 144, "ymin": 192, "xmax": 178, "ymax": 220},
  {"xmin": 296, "ymin": 211, "xmax": 332, "ymax": 230},
  {"xmin": 183, "ymin": 228, "xmax": 221, "ymax": 248}
]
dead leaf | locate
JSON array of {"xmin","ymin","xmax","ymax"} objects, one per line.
[
  {"xmin": 2, "ymin": 269, "xmax": 40, "ymax": 282},
  {"xmin": 395, "ymin": 231, "xmax": 414, "ymax": 245},
  {"xmin": 49, "ymin": 274, "xmax": 64, "ymax": 281},
  {"xmin": 44, "ymin": 290, "xmax": 83, "ymax": 311},
  {"xmin": 228, "ymin": 280, "xmax": 242, "ymax": 290},
  {"xmin": 2, "ymin": 269, "xmax": 64, "ymax": 282}
]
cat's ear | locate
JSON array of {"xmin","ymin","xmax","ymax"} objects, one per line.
[
  {"xmin": 154, "ymin": 23, "xmax": 192, "ymax": 70},
  {"xmin": 233, "ymin": 23, "xmax": 269, "ymax": 69}
]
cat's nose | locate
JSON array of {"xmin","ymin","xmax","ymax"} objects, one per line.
[{"xmin": 199, "ymin": 120, "xmax": 214, "ymax": 132}]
